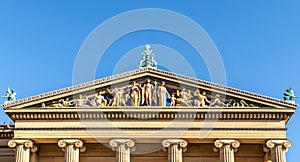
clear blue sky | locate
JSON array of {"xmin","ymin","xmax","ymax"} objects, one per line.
[{"xmin": 0, "ymin": 1, "xmax": 299, "ymax": 161}]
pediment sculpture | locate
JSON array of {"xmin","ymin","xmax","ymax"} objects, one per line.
[{"xmin": 44, "ymin": 78, "xmax": 259, "ymax": 108}]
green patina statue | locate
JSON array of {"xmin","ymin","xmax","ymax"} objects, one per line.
[
  {"xmin": 2, "ymin": 88, "xmax": 17, "ymax": 102},
  {"xmin": 283, "ymin": 87, "xmax": 297, "ymax": 102},
  {"xmin": 139, "ymin": 44, "xmax": 158, "ymax": 69}
]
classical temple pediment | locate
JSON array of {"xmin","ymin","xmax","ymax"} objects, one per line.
[
  {"xmin": 2, "ymin": 67, "xmax": 297, "ymax": 110},
  {"xmin": 0, "ymin": 45, "xmax": 297, "ymax": 162}
]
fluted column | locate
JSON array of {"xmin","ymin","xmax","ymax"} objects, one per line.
[
  {"xmin": 58, "ymin": 139, "xmax": 86, "ymax": 162},
  {"xmin": 162, "ymin": 139, "xmax": 188, "ymax": 162},
  {"xmin": 266, "ymin": 140, "xmax": 291, "ymax": 162},
  {"xmin": 8, "ymin": 139, "xmax": 38, "ymax": 162},
  {"xmin": 214, "ymin": 139, "xmax": 240, "ymax": 162},
  {"xmin": 110, "ymin": 139, "xmax": 135, "ymax": 162}
]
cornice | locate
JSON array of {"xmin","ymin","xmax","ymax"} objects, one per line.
[{"xmin": 5, "ymin": 107, "xmax": 294, "ymax": 121}]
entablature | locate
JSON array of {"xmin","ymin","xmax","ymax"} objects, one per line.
[{"xmin": 5, "ymin": 107, "xmax": 294, "ymax": 122}]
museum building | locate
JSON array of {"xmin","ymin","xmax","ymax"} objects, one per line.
[{"xmin": 0, "ymin": 45, "xmax": 297, "ymax": 162}]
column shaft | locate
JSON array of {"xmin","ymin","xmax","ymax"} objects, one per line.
[
  {"xmin": 15, "ymin": 145, "xmax": 30, "ymax": 162},
  {"xmin": 162, "ymin": 139, "xmax": 188, "ymax": 162},
  {"xmin": 58, "ymin": 139, "xmax": 85, "ymax": 162},
  {"xmin": 214, "ymin": 139, "xmax": 240, "ymax": 162},
  {"xmin": 169, "ymin": 144, "xmax": 183, "ymax": 162},
  {"xmin": 110, "ymin": 139, "xmax": 135, "ymax": 162},
  {"xmin": 220, "ymin": 145, "xmax": 234, "ymax": 162},
  {"xmin": 8, "ymin": 140, "xmax": 36, "ymax": 162},
  {"xmin": 266, "ymin": 140, "xmax": 291, "ymax": 162},
  {"xmin": 272, "ymin": 145, "xmax": 285, "ymax": 162}
]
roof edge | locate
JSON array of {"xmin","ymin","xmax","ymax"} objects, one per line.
[{"xmin": 2, "ymin": 68, "xmax": 298, "ymax": 109}]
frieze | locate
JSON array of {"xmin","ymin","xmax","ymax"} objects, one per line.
[
  {"xmin": 38, "ymin": 78, "xmax": 262, "ymax": 108},
  {"xmin": 2, "ymin": 68, "xmax": 297, "ymax": 109}
]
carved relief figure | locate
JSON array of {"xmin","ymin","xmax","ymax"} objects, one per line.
[
  {"xmin": 194, "ymin": 90, "xmax": 210, "ymax": 107},
  {"xmin": 75, "ymin": 94, "xmax": 88, "ymax": 107},
  {"xmin": 95, "ymin": 91, "xmax": 107, "ymax": 107},
  {"xmin": 176, "ymin": 88, "xmax": 192, "ymax": 106},
  {"xmin": 227, "ymin": 98, "xmax": 255, "ymax": 107},
  {"xmin": 210, "ymin": 94, "xmax": 226, "ymax": 107},
  {"xmin": 141, "ymin": 79, "xmax": 154, "ymax": 106},
  {"xmin": 61, "ymin": 98, "xmax": 76, "ymax": 107},
  {"xmin": 152, "ymin": 81, "xmax": 158, "ymax": 105},
  {"xmin": 129, "ymin": 81, "xmax": 141, "ymax": 106},
  {"xmin": 157, "ymin": 81, "xmax": 170, "ymax": 106},
  {"xmin": 170, "ymin": 94, "xmax": 176, "ymax": 107},
  {"xmin": 106, "ymin": 87, "xmax": 118, "ymax": 106},
  {"xmin": 110, "ymin": 87, "xmax": 127, "ymax": 106}
]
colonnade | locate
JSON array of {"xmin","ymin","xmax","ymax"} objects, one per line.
[{"xmin": 8, "ymin": 139, "xmax": 291, "ymax": 162}]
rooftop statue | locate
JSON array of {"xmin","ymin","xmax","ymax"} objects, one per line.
[
  {"xmin": 139, "ymin": 44, "xmax": 157, "ymax": 69},
  {"xmin": 283, "ymin": 87, "xmax": 297, "ymax": 103},
  {"xmin": 2, "ymin": 88, "xmax": 17, "ymax": 102}
]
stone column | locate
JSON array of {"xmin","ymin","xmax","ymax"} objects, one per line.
[
  {"xmin": 8, "ymin": 139, "xmax": 38, "ymax": 162},
  {"xmin": 58, "ymin": 139, "xmax": 86, "ymax": 162},
  {"xmin": 162, "ymin": 139, "xmax": 188, "ymax": 162},
  {"xmin": 214, "ymin": 139, "xmax": 240, "ymax": 162},
  {"xmin": 266, "ymin": 140, "xmax": 291, "ymax": 162},
  {"xmin": 110, "ymin": 139, "xmax": 135, "ymax": 162}
]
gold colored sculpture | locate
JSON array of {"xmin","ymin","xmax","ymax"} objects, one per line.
[
  {"xmin": 75, "ymin": 95, "xmax": 88, "ymax": 107},
  {"xmin": 141, "ymin": 79, "xmax": 154, "ymax": 106},
  {"xmin": 157, "ymin": 81, "xmax": 170, "ymax": 106},
  {"xmin": 128, "ymin": 81, "xmax": 141, "ymax": 106},
  {"xmin": 194, "ymin": 90, "xmax": 210, "ymax": 107},
  {"xmin": 95, "ymin": 91, "xmax": 107, "ymax": 107},
  {"xmin": 170, "ymin": 94, "xmax": 176, "ymax": 107},
  {"xmin": 176, "ymin": 88, "xmax": 192, "ymax": 106},
  {"xmin": 46, "ymin": 79, "xmax": 258, "ymax": 108},
  {"xmin": 210, "ymin": 94, "xmax": 226, "ymax": 107}
]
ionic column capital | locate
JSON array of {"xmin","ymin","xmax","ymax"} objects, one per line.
[
  {"xmin": 58, "ymin": 139, "xmax": 86, "ymax": 152},
  {"xmin": 8, "ymin": 139, "xmax": 38, "ymax": 162},
  {"xmin": 266, "ymin": 139, "xmax": 291, "ymax": 162},
  {"xmin": 214, "ymin": 139, "xmax": 239, "ymax": 162},
  {"xmin": 266, "ymin": 140, "xmax": 291, "ymax": 150},
  {"xmin": 8, "ymin": 139, "xmax": 38, "ymax": 152},
  {"xmin": 214, "ymin": 139, "xmax": 240, "ymax": 151},
  {"xmin": 162, "ymin": 139, "xmax": 188, "ymax": 152},
  {"xmin": 110, "ymin": 139, "xmax": 135, "ymax": 150},
  {"xmin": 8, "ymin": 139, "xmax": 33, "ymax": 149}
]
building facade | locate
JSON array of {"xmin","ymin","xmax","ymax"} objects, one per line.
[{"xmin": 0, "ymin": 46, "xmax": 297, "ymax": 162}]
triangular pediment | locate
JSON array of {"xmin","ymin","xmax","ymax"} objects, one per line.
[{"xmin": 2, "ymin": 68, "xmax": 297, "ymax": 109}]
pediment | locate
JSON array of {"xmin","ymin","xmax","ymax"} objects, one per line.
[{"xmin": 2, "ymin": 68, "xmax": 297, "ymax": 109}]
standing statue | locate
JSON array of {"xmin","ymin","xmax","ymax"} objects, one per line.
[
  {"xmin": 141, "ymin": 79, "xmax": 154, "ymax": 106},
  {"xmin": 128, "ymin": 81, "xmax": 141, "ymax": 106},
  {"xmin": 157, "ymin": 81, "xmax": 170, "ymax": 106},
  {"xmin": 2, "ymin": 88, "xmax": 17, "ymax": 102},
  {"xmin": 194, "ymin": 90, "xmax": 211, "ymax": 107},
  {"xmin": 106, "ymin": 87, "xmax": 117, "ymax": 106},
  {"xmin": 152, "ymin": 81, "xmax": 158, "ymax": 105},
  {"xmin": 107, "ymin": 87, "xmax": 127, "ymax": 106},
  {"xmin": 283, "ymin": 88, "xmax": 297, "ymax": 102},
  {"xmin": 170, "ymin": 94, "xmax": 176, "ymax": 107}
]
